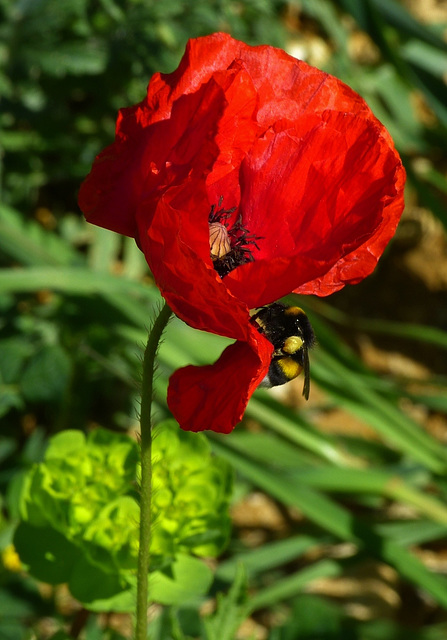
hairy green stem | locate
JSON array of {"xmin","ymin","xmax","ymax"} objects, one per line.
[{"xmin": 135, "ymin": 301, "xmax": 172, "ymax": 640}]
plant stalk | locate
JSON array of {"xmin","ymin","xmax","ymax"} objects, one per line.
[{"xmin": 135, "ymin": 301, "xmax": 172, "ymax": 640}]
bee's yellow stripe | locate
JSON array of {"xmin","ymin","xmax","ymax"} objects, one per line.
[{"xmin": 277, "ymin": 357, "xmax": 302, "ymax": 381}]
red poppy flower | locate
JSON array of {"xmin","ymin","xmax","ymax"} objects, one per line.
[{"xmin": 79, "ymin": 32, "xmax": 405, "ymax": 434}]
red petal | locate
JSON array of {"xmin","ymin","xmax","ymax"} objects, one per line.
[
  {"xmin": 140, "ymin": 182, "xmax": 253, "ymax": 339},
  {"xmin": 79, "ymin": 32, "xmax": 404, "ymax": 307},
  {"xmin": 167, "ymin": 331, "xmax": 273, "ymax": 433},
  {"xmin": 78, "ymin": 32, "xmax": 366, "ymax": 238},
  {"xmin": 223, "ymin": 110, "xmax": 405, "ymax": 307}
]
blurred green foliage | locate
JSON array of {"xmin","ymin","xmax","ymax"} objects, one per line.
[{"xmin": 1, "ymin": 0, "xmax": 447, "ymax": 638}]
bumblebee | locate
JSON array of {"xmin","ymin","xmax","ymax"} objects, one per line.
[{"xmin": 250, "ymin": 303, "xmax": 315, "ymax": 399}]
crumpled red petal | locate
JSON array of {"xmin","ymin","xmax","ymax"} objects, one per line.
[
  {"xmin": 222, "ymin": 110, "xmax": 404, "ymax": 307},
  {"xmin": 167, "ymin": 331, "xmax": 273, "ymax": 434},
  {"xmin": 139, "ymin": 182, "xmax": 247, "ymax": 339}
]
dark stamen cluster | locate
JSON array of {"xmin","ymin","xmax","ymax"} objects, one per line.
[
  {"xmin": 208, "ymin": 196, "xmax": 237, "ymax": 225},
  {"xmin": 209, "ymin": 197, "xmax": 261, "ymax": 278}
]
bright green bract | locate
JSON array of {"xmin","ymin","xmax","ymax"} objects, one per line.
[
  {"xmin": 151, "ymin": 421, "xmax": 233, "ymax": 559},
  {"xmin": 14, "ymin": 423, "xmax": 232, "ymax": 611}
]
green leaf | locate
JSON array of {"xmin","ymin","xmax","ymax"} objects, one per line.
[
  {"xmin": 377, "ymin": 520, "xmax": 447, "ymax": 547},
  {"xmin": 0, "ymin": 579, "xmax": 44, "ymax": 640},
  {"xmin": 216, "ymin": 535, "xmax": 324, "ymax": 583},
  {"xmin": 245, "ymin": 396, "xmax": 361, "ymax": 468},
  {"xmin": 0, "ymin": 621, "xmax": 31, "ymax": 640},
  {"xmin": 370, "ymin": 0, "xmax": 447, "ymax": 50},
  {"xmin": 275, "ymin": 594, "xmax": 351, "ymax": 640},
  {"xmin": 312, "ymin": 301, "xmax": 447, "ymax": 351},
  {"xmin": 249, "ymin": 559, "xmax": 341, "ymax": 613},
  {"xmin": 290, "ymin": 467, "xmax": 447, "ymax": 525},
  {"xmin": 88, "ymin": 226, "xmax": 122, "ymax": 273},
  {"xmin": 149, "ymin": 554, "xmax": 213, "ymax": 606},
  {"xmin": 0, "ymin": 204, "xmax": 82, "ymax": 267},
  {"xmin": 14, "ymin": 522, "xmax": 81, "ymax": 585},
  {"xmin": 0, "ymin": 265, "xmax": 158, "ymax": 304},
  {"xmin": 45, "ymin": 430, "xmax": 86, "ymax": 459},
  {"xmin": 20, "ymin": 344, "xmax": 71, "ymax": 402},
  {"xmin": 147, "ymin": 607, "xmax": 191, "ymax": 640},
  {"xmin": 339, "ymin": 0, "xmax": 446, "ymax": 51},
  {"xmin": 409, "ymin": 393, "xmax": 447, "ymax": 413},
  {"xmin": 0, "ymin": 583, "xmax": 38, "ymax": 619},
  {"xmin": 0, "ymin": 388, "xmax": 23, "ymax": 418},
  {"xmin": 401, "ymin": 40, "xmax": 447, "ymax": 80},
  {"xmin": 214, "ymin": 430, "xmax": 322, "ymax": 469},
  {"xmin": 203, "ymin": 565, "xmax": 248, "ymax": 640},
  {"xmin": 0, "ymin": 337, "xmax": 33, "ymax": 384},
  {"xmin": 69, "ymin": 555, "xmax": 135, "ymax": 613},
  {"xmin": 36, "ymin": 42, "xmax": 108, "ymax": 77},
  {"xmin": 361, "ymin": 619, "xmax": 447, "ymax": 640},
  {"xmin": 0, "ymin": 437, "xmax": 17, "ymax": 465}
]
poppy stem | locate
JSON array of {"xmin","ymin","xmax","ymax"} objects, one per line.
[{"xmin": 135, "ymin": 300, "xmax": 172, "ymax": 640}]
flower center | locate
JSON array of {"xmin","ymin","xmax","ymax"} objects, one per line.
[
  {"xmin": 209, "ymin": 222, "xmax": 232, "ymax": 260},
  {"xmin": 208, "ymin": 197, "xmax": 261, "ymax": 278}
]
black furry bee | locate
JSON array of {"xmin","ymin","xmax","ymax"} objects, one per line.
[{"xmin": 250, "ymin": 303, "xmax": 315, "ymax": 399}]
